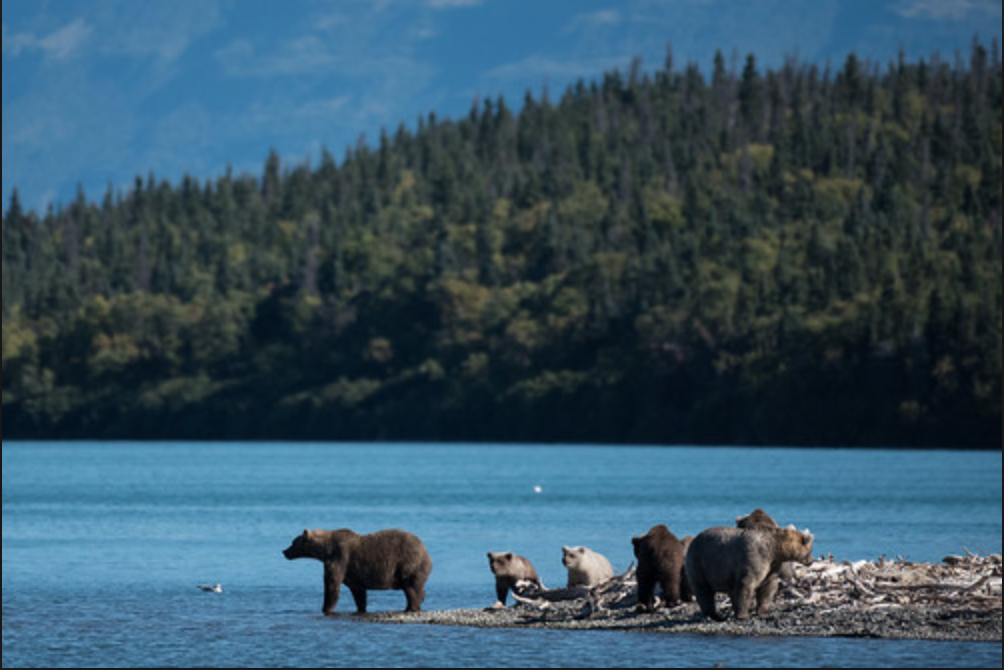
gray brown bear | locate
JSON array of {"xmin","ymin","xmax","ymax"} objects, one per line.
[
  {"xmin": 487, "ymin": 552, "xmax": 542, "ymax": 608},
  {"xmin": 562, "ymin": 546, "xmax": 615, "ymax": 588},
  {"xmin": 283, "ymin": 528, "xmax": 432, "ymax": 615},
  {"xmin": 631, "ymin": 525, "xmax": 691, "ymax": 611},
  {"xmin": 686, "ymin": 526, "xmax": 814, "ymax": 621},
  {"xmin": 736, "ymin": 508, "xmax": 796, "ymax": 586}
]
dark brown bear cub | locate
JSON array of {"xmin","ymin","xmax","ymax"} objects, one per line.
[
  {"xmin": 284, "ymin": 529, "xmax": 433, "ymax": 615},
  {"xmin": 631, "ymin": 525, "xmax": 691, "ymax": 611}
]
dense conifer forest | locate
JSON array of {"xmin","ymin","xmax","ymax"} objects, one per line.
[{"xmin": 3, "ymin": 44, "xmax": 1001, "ymax": 447}]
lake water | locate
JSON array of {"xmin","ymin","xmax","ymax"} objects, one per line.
[{"xmin": 2, "ymin": 443, "xmax": 1001, "ymax": 668}]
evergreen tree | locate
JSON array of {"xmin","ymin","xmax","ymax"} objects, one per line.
[{"xmin": 1, "ymin": 44, "xmax": 999, "ymax": 448}]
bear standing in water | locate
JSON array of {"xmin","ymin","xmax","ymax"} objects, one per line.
[
  {"xmin": 686, "ymin": 526, "xmax": 814, "ymax": 621},
  {"xmin": 283, "ymin": 529, "xmax": 433, "ymax": 615}
]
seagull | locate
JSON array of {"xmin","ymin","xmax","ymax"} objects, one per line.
[{"xmin": 198, "ymin": 584, "xmax": 223, "ymax": 594}]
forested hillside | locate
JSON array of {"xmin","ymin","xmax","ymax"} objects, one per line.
[{"xmin": 3, "ymin": 45, "xmax": 1001, "ymax": 447}]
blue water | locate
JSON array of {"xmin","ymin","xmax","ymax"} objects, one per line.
[{"xmin": 2, "ymin": 443, "xmax": 1001, "ymax": 668}]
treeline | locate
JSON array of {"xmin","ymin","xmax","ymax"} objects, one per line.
[{"xmin": 3, "ymin": 44, "xmax": 1001, "ymax": 447}]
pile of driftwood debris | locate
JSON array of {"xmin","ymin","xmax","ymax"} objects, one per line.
[
  {"xmin": 507, "ymin": 552, "xmax": 1003, "ymax": 622},
  {"xmin": 781, "ymin": 552, "xmax": 1002, "ymax": 611},
  {"xmin": 509, "ymin": 568, "xmax": 643, "ymax": 618}
]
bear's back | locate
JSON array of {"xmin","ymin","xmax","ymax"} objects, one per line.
[
  {"xmin": 736, "ymin": 509, "xmax": 779, "ymax": 530},
  {"xmin": 633, "ymin": 525, "xmax": 684, "ymax": 561},
  {"xmin": 347, "ymin": 529, "xmax": 433, "ymax": 589}
]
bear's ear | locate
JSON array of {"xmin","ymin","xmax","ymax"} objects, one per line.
[
  {"xmin": 505, "ymin": 553, "xmax": 514, "ymax": 561},
  {"xmin": 303, "ymin": 529, "xmax": 312, "ymax": 538},
  {"xmin": 801, "ymin": 529, "xmax": 814, "ymax": 544},
  {"xmin": 562, "ymin": 546, "xmax": 570, "ymax": 553},
  {"xmin": 631, "ymin": 537, "xmax": 641, "ymax": 547},
  {"xmin": 487, "ymin": 552, "xmax": 495, "ymax": 560}
]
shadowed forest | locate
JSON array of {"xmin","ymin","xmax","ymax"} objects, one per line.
[{"xmin": 3, "ymin": 44, "xmax": 1001, "ymax": 447}]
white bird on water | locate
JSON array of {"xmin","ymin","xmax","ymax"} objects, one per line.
[{"xmin": 198, "ymin": 584, "xmax": 223, "ymax": 594}]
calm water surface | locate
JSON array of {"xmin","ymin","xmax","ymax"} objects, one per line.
[{"xmin": 2, "ymin": 443, "xmax": 1001, "ymax": 668}]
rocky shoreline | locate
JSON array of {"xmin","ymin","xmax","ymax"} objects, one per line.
[{"xmin": 366, "ymin": 555, "xmax": 1003, "ymax": 643}]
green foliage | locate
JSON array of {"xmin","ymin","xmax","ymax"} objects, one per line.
[{"xmin": 2, "ymin": 43, "xmax": 1001, "ymax": 447}]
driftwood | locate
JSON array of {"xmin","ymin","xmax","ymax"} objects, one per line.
[
  {"xmin": 779, "ymin": 553, "xmax": 1003, "ymax": 613},
  {"xmin": 509, "ymin": 564, "xmax": 641, "ymax": 620},
  {"xmin": 507, "ymin": 554, "xmax": 1003, "ymax": 621}
]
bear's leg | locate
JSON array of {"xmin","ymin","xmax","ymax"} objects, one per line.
[
  {"xmin": 690, "ymin": 575, "xmax": 723, "ymax": 622},
  {"xmin": 755, "ymin": 574, "xmax": 780, "ymax": 615},
  {"xmin": 732, "ymin": 574, "xmax": 759, "ymax": 621},
  {"xmin": 635, "ymin": 574, "xmax": 656, "ymax": 612},
  {"xmin": 660, "ymin": 574, "xmax": 682, "ymax": 608},
  {"xmin": 323, "ymin": 564, "xmax": 343, "ymax": 615},
  {"xmin": 495, "ymin": 579, "xmax": 509, "ymax": 608},
  {"xmin": 323, "ymin": 584, "xmax": 341, "ymax": 615},
  {"xmin": 349, "ymin": 586, "xmax": 368, "ymax": 615},
  {"xmin": 403, "ymin": 584, "xmax": 424, "ymax": 613},
  {"xmin": 679, "ymin": 566, "xmax": 693, "ymax": 603},
  {"xmin": 694, "ymin": 588, "xmax": 723, "ymax": 622}
]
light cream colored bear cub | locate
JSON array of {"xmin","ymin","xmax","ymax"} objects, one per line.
[{"xmin": 562, "ymin": 546, "xmax": 615, "ymax": 588}]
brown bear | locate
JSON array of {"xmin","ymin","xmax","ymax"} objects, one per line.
[
  {"xmin": 487, "ymin": 552, "xmax": 542, "ymax": 608},
  {"xmin": 686, "ymin": 526, "xmax": 814, "ymax": 621},
  {"xmin": 562, "ymin": 546, "xmax": 615, "ymax": 588},
  {"xmin": 631, "ymin": 525, "xmax": 691, "ymax": 612},
  {"xmin": 283, "ymin": 528, "xmax": 433, "ymax": 615},
  {"xmin": 735, "ymin": 508, "xmax": 797, "ymax": 588}
]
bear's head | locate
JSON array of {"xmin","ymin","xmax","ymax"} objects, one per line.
[
  {"xmin": 283, "ymin": 530, "xmax": 328, "ymax": 561},
  {"xmin": 562, "ymin": 546, "xmax": 587, "ymax": 568},
  {"xmin": 777, "ymin": 528, "xmax": 815, "ymax": 566},
  {"xmin": 736, "ymin": 509, "xmax": 779, "ymax": 530},
  {"xmin": 487, "ymin": 552, "xmax": 516, "ymax": 576}
]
